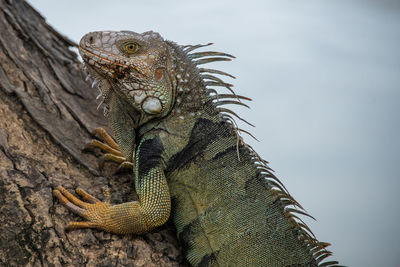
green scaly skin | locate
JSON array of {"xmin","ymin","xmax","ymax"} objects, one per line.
[{"xmin": 53, "ymin": 30, "xmax": 341, "ymax": 266}]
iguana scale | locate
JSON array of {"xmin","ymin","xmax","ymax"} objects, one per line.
[{"xmin": 54, "ymin": 30, "xmax": 341, "ymax": 266}]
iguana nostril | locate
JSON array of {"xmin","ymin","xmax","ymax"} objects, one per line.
[{"xmin": 88, "ymin": 35, "xmax": 94, "ymax": 44}]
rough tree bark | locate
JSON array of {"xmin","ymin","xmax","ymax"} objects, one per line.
[{"xmin": 0, "ymin": 1, "xmax": 186, "ymax": 266}]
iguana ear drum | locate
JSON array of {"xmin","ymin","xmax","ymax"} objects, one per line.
[
  {"xmin": 155, "ymin": 67, "xmax": 164, "ymax": 80},
  {"xmin": 142, "ymin": 96, "xmax": 162, "ymax": 114}
]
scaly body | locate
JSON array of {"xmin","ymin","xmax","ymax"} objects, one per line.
[{"xmin": 54, "ymin": 31, "xmax": 340, "ymax": 266}]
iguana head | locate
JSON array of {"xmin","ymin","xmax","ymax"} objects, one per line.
[{"xmin": 79, "ymin": 31, "xmax": 176, "ymax": 118}]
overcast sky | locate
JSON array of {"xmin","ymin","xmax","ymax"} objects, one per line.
[{"xmin": 27, "ymin": 1, "xmax": 400, "ymax": 266}]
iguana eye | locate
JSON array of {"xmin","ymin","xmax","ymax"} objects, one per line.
[{"xmin": 124, "ymin": 42, "xmax": 139, "ymax": 54}]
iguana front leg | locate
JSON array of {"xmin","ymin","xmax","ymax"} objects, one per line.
[{"xmin": 54, "ymin": 136, "xmax": 171, "ymax": 234}]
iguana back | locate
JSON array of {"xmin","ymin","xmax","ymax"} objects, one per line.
[
  {"xmin": 54, "ymin": 30, "xmax": 341, "ymax": 267},
  {"xmin": 166, "ymin": 110, "xmax": 321, "ymax": 266}
]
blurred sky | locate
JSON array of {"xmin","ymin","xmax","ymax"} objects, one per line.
[{"xmin": 27, "ymin": 1, "xmax": 400, "ymax": 266}]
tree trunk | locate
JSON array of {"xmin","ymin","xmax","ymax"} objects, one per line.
[{"xmin": 0, "ymin": 0, "xmax": 185, "ymax": 266}]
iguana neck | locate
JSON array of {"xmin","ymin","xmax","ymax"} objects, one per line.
[{"xmin": 165, "ymin": 41, "xmax": 209, "ymax": 116}]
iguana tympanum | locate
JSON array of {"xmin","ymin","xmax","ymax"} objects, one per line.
[{"xmin": 53, "ymin": 30, "xmax": 341, "ymax": 266}]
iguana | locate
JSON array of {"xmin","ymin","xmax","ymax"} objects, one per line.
[{"xmin": 53, "ymin": 30, "xmax": 341, "ymax": 266}]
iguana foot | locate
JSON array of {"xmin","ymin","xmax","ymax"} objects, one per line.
[
  {"xmin": 53, "ymin": 186, "xmax": 113, "ymax": 230},
  {"xmin": 53, "ymin": 185, "xmax": 151, "ymax": 234},
  {"xmin": 84, "ymin": 127, "xmax": 134, "ymax": 172}
]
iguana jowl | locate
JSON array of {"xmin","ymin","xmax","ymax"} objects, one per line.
[{"xmin": 54, "ymin": 30, "xmax": 341, "ymax": 266}]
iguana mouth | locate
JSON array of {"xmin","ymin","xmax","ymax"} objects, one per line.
[
  {"xmin": 80, "ymin": 47, "xmax": 126, "ymax": 67},
  {"xmin": 80, "ymin": 47, "xmax": 146, "ymax": 78},
  {"xmin": 80, "ymin": 44, "xmax": 148, "ymax": 113}
]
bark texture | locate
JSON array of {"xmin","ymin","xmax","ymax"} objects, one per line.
[{"xmin": 0, "ymin": 0, "xmax": 186, "ymax": 266}]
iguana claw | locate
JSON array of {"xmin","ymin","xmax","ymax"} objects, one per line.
[{"xmin": 84, "ymin": 127, "xmax": 134, "ymax": 172}]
